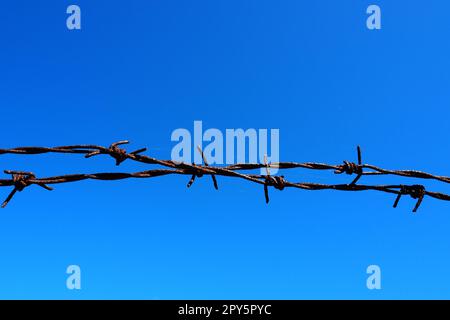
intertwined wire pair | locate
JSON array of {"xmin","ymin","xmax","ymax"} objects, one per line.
[{"xmin": 0, "ymin": 141, "xmax": 449, "ymax": 212}]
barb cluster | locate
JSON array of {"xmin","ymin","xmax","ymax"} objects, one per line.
[{"xmin": 0, "ymin": 141, "xmax": 449, "ymax": 212}]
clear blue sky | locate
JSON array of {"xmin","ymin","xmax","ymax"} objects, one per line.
[{"xmin": 0, "ymin": 0, "xmax": 449, "ymax": 299}]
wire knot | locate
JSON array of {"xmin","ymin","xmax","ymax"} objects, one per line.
[
  {"xmin": 262, "ymin": 156, "xmax": 285, "ymax": 203},
  {"xmin": 264, "ymin": 175, "xmax": 286, "ymax": 204},
  {"xmin": 108, "ymin": 143, "xmax": 128, "ymax": 166},
  {"xmin": 2, "ymin": 170, "xmax": 53, "ymax": 208},
  {"xmin": 186, "ymin": 147, "xmax": 219, "ymax": 190},
  {"xmin": 401, "ymin": 185, "xmax": 425, "ymax": 199},
  {"xmin": 393, "ymin": 184, "xmax": 426, "ymax": 213},
  {"xmin": 334, "ymin": 146, "xmax": 364, "ymax": 185},
  {"xmin": 85, "ymin": 141, "xmax": 147, "ymax": 166},
  {"xmin": 265, "ymin": 175, "xmax": 286, "ymax": 191},
  {"xmin": 338, "ymin": 161, "xmax": 362, "ymax": 175},
  {"xmin": 11, "ymin": 171, "xmax": 35, "ymax": 192},
  {"xmin": 187, "ymin": 165, "xmax": 206, "ymax": 188}
]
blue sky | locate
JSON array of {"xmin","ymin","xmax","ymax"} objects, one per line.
[{"xmin": 0, "ymin": 0, "xmax": 449, "ymax": 299}]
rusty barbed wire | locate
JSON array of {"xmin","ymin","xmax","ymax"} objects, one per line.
[
  {"xmin": 0, "ymin": 141, "xmax": 449, "ymax": 212},
  {"xmin": 2, "ymin": 142, "xmax": 449, "ymax": 183}
]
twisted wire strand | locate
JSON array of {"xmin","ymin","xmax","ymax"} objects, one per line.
[{"xmin": 0, "ymin": 168, "xmax": 448, "ymax": 212}]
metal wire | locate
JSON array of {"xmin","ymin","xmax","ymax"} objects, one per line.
[{"xmin": 0, "ymin": 141, "xmax": 448, "ymax": 212}]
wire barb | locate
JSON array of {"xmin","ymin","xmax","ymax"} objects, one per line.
[
  {"xmin": 198, "ymin": 146, "xmax": 218, "ymax": 190},
  {"xmin": 335, "ymin": 146, "xmax": 364, "ymax": 184},
  {"xmin": 263, "ymin": 155, "xmax": 286, "ymax": 203},
  {"xmin": 1, "ymin": 170, "xmax": 53, "ymax": 208},
  {"xmin": 393, "ymin": 184, "xmax": 426, "ymax": 213},
  {"xmin": 85, "ymin": 140, "xmax": 147, "ymax": 166},
  {"xmin": 185, "ymin": 147, "xmax": 219, "ymax": 190}
]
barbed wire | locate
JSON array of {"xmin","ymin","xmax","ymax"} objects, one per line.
[{"xmin": 0, "ymin": 141, "xmax": 448, "ymax": 212}]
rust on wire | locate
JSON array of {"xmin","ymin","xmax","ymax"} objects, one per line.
[
  {"xmin": 85, "ymin": 140, "xmax": 147, "ymax": 166},
  {"xmin": 186, "ymin": 146, "xmax": 218, "ymax": 190},
  {"xmin": 334, "ymin": 146, "xmax": 364, "ymax": 185},
  {"xmin": 1, "ymin": 170, "xmax": 53, "ymax": 208},
  {"xmin": 0, "ymin": 142, "xmax": 448, "ymax": 212},
  {"xmin": 393, "ymin": 185, "xmax": 426, "ymax": 213}
]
